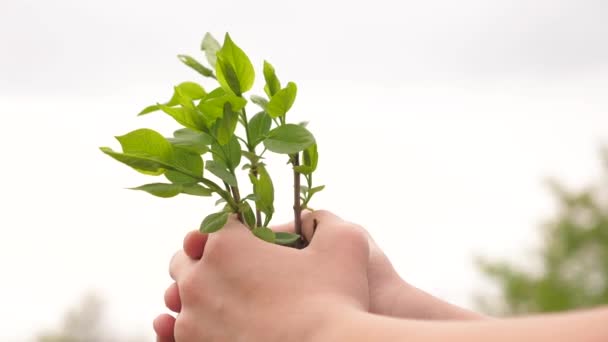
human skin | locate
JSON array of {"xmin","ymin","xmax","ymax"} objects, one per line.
[
  {"xmin": 158, "ymin": 210, "xmax": 481, "ymax": 336},
  {"xmin": 154, "ymin": 210, "xmax": 482, "ymax": 342},
  {"xmin": 320, "ymin": 306, "xmax": 608, "ymax": 342},
  {"xmin": 157, "ymin": 211, "xmax": 371, "ymax": 342},
  {"xmin": 154, "ymin": 210, "xmax": 608, "ymax": 342}
]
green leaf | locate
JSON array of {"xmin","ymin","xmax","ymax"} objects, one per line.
[
  {"xmin": 165, "ymin": 147, "xmax": 203, "ymax": 184},
  {"xmin": 275, "ymin": 232, "xmax": 301, "ymax": 245},
  {"xmin": 200, "ymin": 211, "xmax": 230, "ymax": 233},
  {"xmin": 250, "ymin": 95, "xmax": 268, "ymax": 111},
  {"xmin": 181, "ymin": 183, "xmax": 213, "ymax": 196},
  {"xmin": 293, "ymin": 165, "xmax": 313, "ymax": 174},
  {"xmin": 266, "ymin": 82, "xmax": 297, "ymax": 118},
  {"xmin": 240, "ymin": 201, "xmax": 256, "ymax": 229},
  {"xmin": 168, "ymin": 128, "xmax": 213, "ymax": 154},
  {"xmin": 241, "ymin": 150, "xmax": 261, "ymax": 164},
  {"xmin": 201, "ymin": 32, "xmax": 221, "ymax": 67},
  {"xmin": 263, "ymin": 60, "xmax": 281, "ymax": 97},
  {"xmin": 140, "ymin": 105, "xmax": 164, "ymax": 116},
  {"xmin": 175, "ymin": 82, "xmax": 206, "ymax": 99},
  {"xmin": 253, "ymin": 165, "xmax": 274, "ymax": 216},
  {"xmin": 294, "ymin": 143, "xmax": 318, "ymax": 174},
  {"xmin": 253, "ymin": 227, "xmax": 276, "ymax": 243},
  {"xmin": 129, "ymin": 183, "xmax": 182, "ymax": 198},
  {"xmin": 215, "ymin": 102, "xmax": 239, "ymax": 145},
  {"xmin": 139, "ymin": 104, "xmax": 164, "ymax": 116},
  {"xmin": 243, "ymin": 194, "xmax": 257, "ymax": 201},
  {"xmin": 100, "ymin": 147, "xmax": 168, "ymax": 175},
  {"xmin": 205, "ymin": 160, "xmax": 237, "ymax": 186},
  {"xmin": 216, "ymin": 55, "xmax": 242, "ymax": 96},
  {"xmin": 102, "ymin": 129, "xmax": 173, "ymax": 175},
  {"xmin": 130, "ymin": 182, "xmax": 212, "ymax": 198},
  {"xmin": 304, "ymin": 143, "xmax": 318, "ymax": 169},
  {"xmin": 309, "ymin": 185, "xmax": 325, "ymax": 196},
  {"xmin": 174, "ymin": 84, "xmax": 205, "ymax": 112},
  {"xmin": 198, "ymin": 87, "xmax": 247, "ymax": 125},
  {"xmin": 248, "ymin": 111, "xmax": 272, "ymax": 147},
  {"xmin": 138, "ymin": 82, "xmax": 205, "ymax": 115},
  {"xmin": 116, "ymin": 129, "xmax": 173, "ymax": 159},
  {"xmin": 178, "ymin": 54, "xmax": 215, "ymax": 78},
  {"xmin": 157, "ymin": 104, "xmax": 206, "ymax": 131},
  {"xmin": 264, "ymin": 124, "xmax": 315, "ymax": 154},
  {"xmin": 101, "ymin": 130, "xmax": 203, "ymax": 180},
  {"xmin": 211, "ymin": 135, "xmax": 242, "ymax": 170},
  {"xmin": 215, "ymin": 33, "xmax": 255, "ymax": 96},
  {"xmin": 165, "ymin": 169, "xmax": 194, "ymax": 184},
  {"xmin": 101, "ymin": 146, "xmax": 202, "ymax": 180}
]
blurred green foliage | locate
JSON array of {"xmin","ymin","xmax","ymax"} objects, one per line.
[
  {"xmin": 477, "ymin": 150, "xmax": 608, "ymax": 315},
  {"xmin": 35, "ymin": 293, "xmax": 146, "ymax": 342}
]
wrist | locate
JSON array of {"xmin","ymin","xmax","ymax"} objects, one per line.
[
  {"xmin": 312, "ymin": 305, "xmax": 431, "ymax": 341},
  {"xmin": 388, "ymin": 280, "xmax": 487, "ymax": 320}
]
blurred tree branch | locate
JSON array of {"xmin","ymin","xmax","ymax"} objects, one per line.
[{"xmin": 476, "ymin": 148, "xmax": 608, "ymax": 316}]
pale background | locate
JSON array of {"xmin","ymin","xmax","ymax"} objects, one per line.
[{"xmin": 1, "ymin": 0, "xmax": 607, "ymax": 340}]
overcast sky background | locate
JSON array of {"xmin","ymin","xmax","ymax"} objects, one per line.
[{"xmin": 1, "ymin": 0, "xmax": 607, "ymax": 340}]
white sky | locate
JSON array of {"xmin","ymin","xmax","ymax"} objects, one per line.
[{"xmin": 1, "ymin": 0, "xmax": 607, "ymax": 340}]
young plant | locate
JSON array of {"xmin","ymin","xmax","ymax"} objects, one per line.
[{"xmin": 100, "ymin": 33, "xmax": 323, "ymax": 247}]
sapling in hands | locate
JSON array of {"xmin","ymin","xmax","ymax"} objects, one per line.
[{"xmin": 101, "ymin": 33, "xmax": 323, "ymax": 247}]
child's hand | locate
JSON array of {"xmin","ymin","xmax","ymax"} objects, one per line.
[{"xmin": 154, "ymin": 213, "xmax": 370, "ymax": 342}]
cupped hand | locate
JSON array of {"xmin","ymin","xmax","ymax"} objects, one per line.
[{"xmin": 154, "ymin": 213, "xmax": 370, "ymax": 342}]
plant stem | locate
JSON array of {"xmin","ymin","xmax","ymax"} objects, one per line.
[
  {"xmin": 248, "ymin": 164, "xmax": 262, "ymax": 227},
  {"xmin": 229, "ymin": 185, "xmax": 244, "ymax": 223},
  {"xmin": 255, "ymin": 207, "xmax": 262, "ymax": 228},
  {"xmin": 292, "ymin": 153, "xmax": 305, "ymax": 247},
  {"xmin": 223, "ymin": 181, "xmax": 231, "ymax": 194},
  {"xmin": 170, "ymin": 166, "xmax": 239, "ymax": 214},
  {"xmin": 251, "ymin": 165, "xmax": 263, "ymax": 227},
  {"xmin": 302, "ymin": 173, "xmax": 313, "ymax": 208},
  {"xmin": 240, "ymin": 107, "xmax": 252, "ymax": 150},
  {"xmin": 198, "ymin": 177, "xmax": 239, "ymax": 211},
  {"xmin": 240, "ymin": 106, "xmax": 263, "ymax": 228}
]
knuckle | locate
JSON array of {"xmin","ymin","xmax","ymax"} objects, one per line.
[
  {"xmin": 174, "ymin": 314, "xmax": 196, "ymax": 341},
  {"xmin": 348, "ymin": 222, "xmax": 370, "ymax": 237},
  {"xmin": 313, "ymin": 209, "xmax": 330, "ymax": 216},
  {"xmin": 312, "ymin": 209, "xmax": 333, "ymax": 220},
  {"xmin": 337, "ymin": 224, "xmax": 370, "ymax": 255},
  {"xmin": 178, "ymin": 271, "xmax": 201, "ymax": 302},
  {"xmin": 202, "ymin": 234, "xmax": 230, "ymax": 265}
]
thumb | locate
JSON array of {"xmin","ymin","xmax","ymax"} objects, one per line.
[
  {"xmin": 210, "ymin": 214, "xmax": 255, "ymax": 244},
  {"xmin": 301, "ymin": 210, "xmax": 369, "ymax": 263}
]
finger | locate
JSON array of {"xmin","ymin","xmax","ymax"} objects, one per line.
[
  {"xmin": 214, "ymin": 215, "xmax": 255, "ymax": 239},
  {"xmin": 169, "ymin": 251, "xmax": 194, "ymax": 281},
  {"xmin": 225, "ymin": 213, "xmax": 244, "ymax": 227},
  {"xmin": 301, "ymin": 209, "xmax": 344, "ymax": 246},
  {"xmin": 153, "ymin": 314, "xmax": 176, "ymax": 341},
  {"xmin": 164, "ymin": 282, "xmax": 181, "ymax": 312},
  {"xmin": 183, "ymin": 230, "xmax": 208, "ymax": 260},
  {"xmin": 302, "ymin": 210, "xmax": 369, "ymax": 264}
]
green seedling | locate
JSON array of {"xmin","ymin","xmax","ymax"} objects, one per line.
[{"xmin": 101, "ymin": 33, "xmax": 323, "ymax": 247}]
